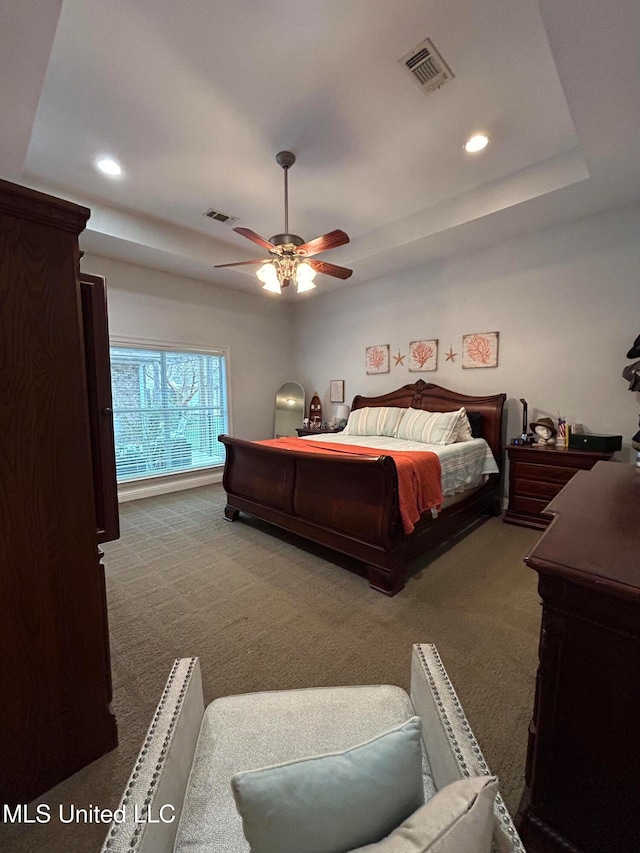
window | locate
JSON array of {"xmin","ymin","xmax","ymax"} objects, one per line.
[{"xmin": 109, "ymin": 343, "xmax": 229, "ymax": 482}]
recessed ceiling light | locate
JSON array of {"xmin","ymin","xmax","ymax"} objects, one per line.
[
  {"xmin": 464, "ymin": 134, "xmax": 490, "ymax": 154},
  {"xmin": 96, "ymin": 157, "xmax": 122, "ymax": 176}
]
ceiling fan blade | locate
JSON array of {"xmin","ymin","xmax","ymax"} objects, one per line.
[
  {"xmin": 297, "ymin": 229, "xmax": 350, "ymax": 257},
  {"xmin": 214, "ymin": 259, "xmax": 267, "ymax": 268},
  {"xmin": 308, "ymin": 258, "xmax": 353, "ymax": 280},
  {"xmin": 233, "ymin": 227, "xmax": 279, "ymax": 252}
]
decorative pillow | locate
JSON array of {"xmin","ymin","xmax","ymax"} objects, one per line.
[
  {"xmin": 230, "ymin": 716, "xmax": 424, "ymax": 853},
  {"xmin": 349, "ymin": 775, "xmax": 499, "ymax": 853},
  {"xmin": 343, "ymin": 406, "xmax": 406, "ymax": 438},
  {"xmin": 454, "ymin": 410, "xmax": 474, "ymax": 443},
  {"xmin": 396, "ymin": 408, "xmax": 468, "ymax": 445}
]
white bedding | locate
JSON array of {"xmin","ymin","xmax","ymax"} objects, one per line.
[{"xmin": 298, "ymin": 434, "xmax": 498, "ymax": 498}]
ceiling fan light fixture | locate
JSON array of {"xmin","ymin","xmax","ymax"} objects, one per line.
[
  {"xmin": 295, "ymin": 261, "xmax": 316, "ymax": 293},
  {"xmin": 257, "ymin": 262, "xmax": 281, "ymax": 293}
]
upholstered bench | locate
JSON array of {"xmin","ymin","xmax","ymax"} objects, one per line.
[{"xmin": 101, "ymin": 645, "xmax": 525, "ymax": 853}]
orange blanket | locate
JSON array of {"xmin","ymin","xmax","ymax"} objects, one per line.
[{"xmin": 258, "ymin": 437, "xmax": 443, "ymax": 535}]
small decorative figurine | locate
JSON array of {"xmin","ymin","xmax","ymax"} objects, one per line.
[
  {"xmin": 556, "ymin": 414, "xmax": 567, "ymax": 447},
  {"xmin": 530, "ymin": 417, "xmax": 558, "ymax": 446}
]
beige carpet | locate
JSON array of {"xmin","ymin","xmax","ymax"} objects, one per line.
[{"xmin": 1, "ymin": 484, "xmax": 541, "ymax": 852}]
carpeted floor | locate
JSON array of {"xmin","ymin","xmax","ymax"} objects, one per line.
[{"xmin": 1, "ymin": 484, "xmax": 541, "ymax": 852}]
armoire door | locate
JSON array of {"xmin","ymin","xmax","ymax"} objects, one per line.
[{"xmin": 80, "ymin": 272, "xmax": 120, "ymax": 544}]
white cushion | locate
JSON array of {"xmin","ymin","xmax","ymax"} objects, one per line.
[
  {"xmin": 349, "ymin": 775, "xmax": 498, "ymax": 853},
  {"xmin": 174, "ymin": 684, "xmax": 433, "ymax": 853},
  {"xmin": 454, "ymin": 410, "xmax": 474, "ymax": 443},
  {"xmin": 395, "ymin": 408, "xmax": 467, "ymax": 445},
  {"xmin": 344, "ymin": 406, "xmax": 405, "ymax": 437},
  {"xmin": 231, "ymin": 717, "xmax": 425, "ymax": 853}
]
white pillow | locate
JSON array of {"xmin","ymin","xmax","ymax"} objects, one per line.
[
  {"xmin": 454, "ymin": 410, "xmax": 474, "ymax": 443},
  {"xmin": 231, "ymin": 716, "xmax": 425, "ymax": 853},
  {"xmin": 344, "ymin": 406, "xmax": 406, "ymax": 438},
  {"xmin": 396, "ymin": 408, "xmax": 467, "ymax": 445},
  {"xmin": 349, "ymin": 775, "xmax": 498, "ymax": 853}
]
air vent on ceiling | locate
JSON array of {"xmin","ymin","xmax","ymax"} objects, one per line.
[
  {"xmin": 204, "ymin": 208, "xmax": 239, "ymax": 224},
  {"xmin": 399, "ymin": 38, "xmax": 454, "ymax": 95}
]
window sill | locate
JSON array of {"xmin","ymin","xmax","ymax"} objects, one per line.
[{"xmin": 117, "ymin": 466, "xmax": 223, "ymax": 502}]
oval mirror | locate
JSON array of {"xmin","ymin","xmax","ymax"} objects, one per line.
[{"xmin": 275, "ymin": 382, "xmax": 305, "ymax": 437}]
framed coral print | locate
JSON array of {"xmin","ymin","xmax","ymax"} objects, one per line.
[
  {"xmin": 409, "ymin": 339, "xmax": 438, "ymax": 372},
  {"xmin": 330, "ymin": 379, "xmax": 345, "ymax": 403},
  {"xmin": 366, "ymin": 344, "xmax": 390, "ymax": 374},
  {"xmin": 462, "ymin": 332, "xmax": 499, "ymax": 368}
]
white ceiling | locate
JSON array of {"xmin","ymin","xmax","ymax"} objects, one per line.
[{"xmin": 2, "ymin": 0, "xmax": 640, "ymax": 298}]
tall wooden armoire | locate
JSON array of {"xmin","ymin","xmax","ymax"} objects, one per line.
[{"xmin": 0, "ymin": 179, "xmax": 120, "ymax": 805}]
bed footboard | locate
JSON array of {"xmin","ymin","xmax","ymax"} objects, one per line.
[{"xmin": 220, "ymin": 435, "xmax": 403, "ymax": 552}]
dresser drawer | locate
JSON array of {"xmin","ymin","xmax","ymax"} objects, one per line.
[
  {"xmin": 513, "ymin": 477, "xmax": 565, "ymax": 501},
  {"xmin": 512, "ymin": 461, "xmax": 576, "ymax": 485},
  {"xmin": 507, "ymin": 495, "xmax": 551, "ymax": 517}
]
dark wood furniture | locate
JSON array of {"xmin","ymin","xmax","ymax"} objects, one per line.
[
  {"xmin": 220, "ymin": 382, "xmax": 505, "ymax": 595},
  {"xmin": 296, "ymin": 427, "xmax": 344, "ymax": 437},
  {"xmin": 503, "ymin": 443, "xmax": 614, "ymax": 529},
  {"xmin": 0, "ymin": 180, "xmax": 119, "ymax": 806},
  {"xmin": 308, "ymin": 391, "xmax": 322, "ymax": 427},
  {"xmin": 516, "ymin": 461, "xmax": 640, "ymax": 853}
]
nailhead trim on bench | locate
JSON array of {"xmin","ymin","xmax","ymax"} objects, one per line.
[
  {"xmin": 104, "ymin": 657, "xmax": 198, "ymax": 851},
  {"xmin": 415, "ymin": 644, "xmax": 526, "ymax": 853}
]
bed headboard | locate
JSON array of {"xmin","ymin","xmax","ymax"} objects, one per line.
[{"xmin": 351, "ymin": 380, "xmax": 506, "ymax": 467}]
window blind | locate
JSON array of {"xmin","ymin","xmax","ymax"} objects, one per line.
[{"xmin": 109, "ymin": 345, "xmax": 228, "ymax": 482}]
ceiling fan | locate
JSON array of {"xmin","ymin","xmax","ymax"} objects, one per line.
[{"xmin": 214, "ymin": 151, "xmax": 352, "ymax": 294}]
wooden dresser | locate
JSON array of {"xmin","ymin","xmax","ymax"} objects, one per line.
[
  {"xmin": 504, "ymin": 443, "xmax": 614, "ymax": 529},
  {"xmin": 516, "ymin": 461, "xmax": 640, "ymax": 853}
]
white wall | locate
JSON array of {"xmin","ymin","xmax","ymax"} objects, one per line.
[
  {"xmin": 293, "ymin": 202, "xmax": 640, "ymax": 463},
  {"xmin": 81, "ymin": 253, "xmax": 294, "ymax": 497}
]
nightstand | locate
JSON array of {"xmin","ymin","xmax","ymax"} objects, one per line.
[
  {"xmin": 503, "ymin": 443, "xmax": 615, "ymax": 529},
  {"xmin": 296, "ymin": 427, "xmax": 344, "ymax": 437}
]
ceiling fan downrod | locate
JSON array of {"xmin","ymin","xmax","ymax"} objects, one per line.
[{"xmin": 271, "ymin": 151, "xmax": 303, "ymax": 248}]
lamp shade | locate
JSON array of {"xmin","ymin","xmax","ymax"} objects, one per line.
[
  {"xmin": 257, "ymin": 262, "xmax": 281, "ymax": 293},
  {"xmin": 335, "ymin": 404, "xmax": 350, "ymax": 426},
  {"xmin": 295, "ymin": 261, "xmax": 317, "ymax": 293}
]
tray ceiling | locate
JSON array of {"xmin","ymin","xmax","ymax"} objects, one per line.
[{"xmin": 3, "ymin": 0, "xmax": 640, "ymax": 297}]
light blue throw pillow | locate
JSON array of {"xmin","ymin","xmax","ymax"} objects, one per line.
[{"xmin": 231, "ymin": 716, "xmax": 424, "ymax": 853}]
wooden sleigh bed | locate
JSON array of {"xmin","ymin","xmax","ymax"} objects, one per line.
[{"xmin": 219, "ymin": 381, "xmax": 506, "ymax": 595}]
